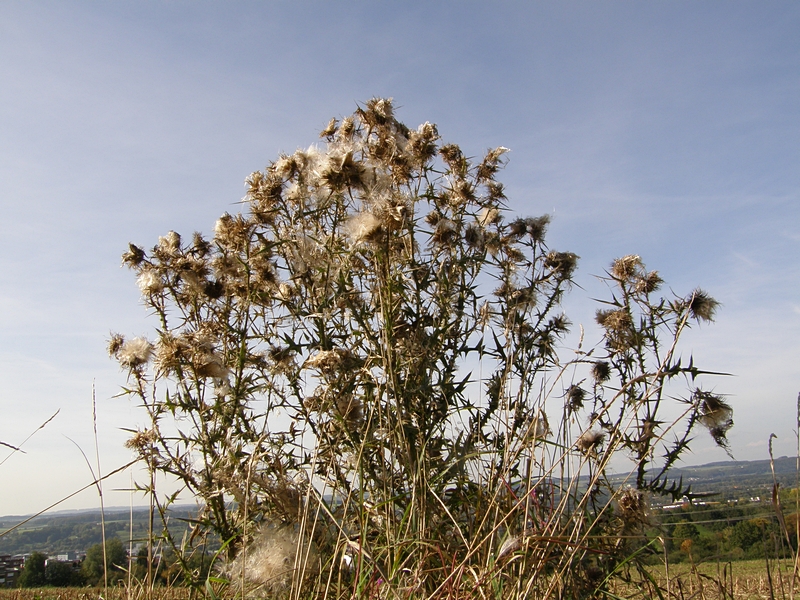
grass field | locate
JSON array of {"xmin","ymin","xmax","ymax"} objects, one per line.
[
  {"xmin": 1, "ymin": 560, "xmax": 799, "ymax": 600},
  {"xmin": 606, "ymin": 559, "xmax": 800, "ymax": 600}
]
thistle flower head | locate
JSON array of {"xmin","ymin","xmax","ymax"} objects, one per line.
[
  {"xmin": 116, "ymin": 337, "xmax": 154, "ymax": 369},
  {"xmin": 321, "ymin": 149, "xmax": 364, "ymax": 191},
  {"xmin": 107, "ymin": 333, "xmax": 125, "ymax": 357},
  {"xmin": 407, "ymin": 121, "xmax": 439, "ymax": 164},
  {"xmin": 137, "ymin": 269, "xmax": 163, "ymax": 296},
  {"xmin": 124, "ymin": 428, "xmax": 158, "ymax": 460},
  {"xmin": 687, "ymin": 288, "xmax": 720, "ymax": 323},
  {"xmin": 122, "ymin": 243, "xmax": 146, "ymax": 268},
  {"xmin": 477, "ymin": 207, "xmax": 500, "ymax": 227},
  {"xmin": 346, "ymin": 212, "xmax": 383, "ymax": 245},
  {"xmin": 431, "ymin": 218, "xmax": 457, "ymax": 246},
  {"xmin": 610, "ymin": 255, "xmax": 642, "ymax": 281},
  {"xmin": 577, "ymin": 429, "xmax": 605, "ymax": 455},
  {"xmin": 695, "ymin": 390, "xmax": 733, "ymax": 453},
  {"xmin": 566, "ymin": 385, "xmax": 587, "ymax": 413},
  {"xmin": 214, "ymin": 212, "xmax": 253, "ymax": 250},
  {"xmin": 154, "ymin": 333, "xmax": 189, "ymax": 376},
  {"xmin": 338, "ymin": 116, "xmax": 356, "ymax": 139},
  {"xmin": 544, "ymin": 251, "xmax": 578, "ymax": 279},
  {"xmin": 617, "ymin": 488, "xmax": 648, "ymax": 527},
  {"xmin": 635, "ymin": 270, "xmax": 663, "ymax": 294},
  {"xmin": 476, "ymin": 146, "xmax": 509, "ymax": 182},
  {"xmin": 439, "ymin": 143, "xmax": 468, "ymax": 175},
  {"xmin": 224, "ymin": 523, "xmax": 319, "ymax": 597},
  {"xmin": 305, "ymin": 349, "xmax": 350, "ymax": 374},
  {"xmin": 591, "ymin": 360, "xmax": 611, "ymax": 383},
  {"xmin": 194, "ymin": 352, "xmax": 228, "ymax": 379},
  {"xmin": 359, "ymin": 97, "xmax": 394, "ymax": 126},
  {"xmin": 464, "ymin": 224, "xmax": 484, "ymax": 250},
  {"xmin": 157, "ymin": 231, "xmax": 181, "ymax": 255},
  {"xmin": 319, "ymin": 117, "xmax": 338, "ymax": 139}
]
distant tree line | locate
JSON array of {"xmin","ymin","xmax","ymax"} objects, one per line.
[{"xmin": 648, "ymin": 489, "xmax": 799, "ymax": 564}]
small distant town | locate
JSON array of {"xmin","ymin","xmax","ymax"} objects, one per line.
[{"xmin": 0, "ymin": 506, "xmax": 198, "ymax": 588}]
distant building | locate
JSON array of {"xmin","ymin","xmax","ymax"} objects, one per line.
[{"xmin": 0, "ymin": 554, "xmax": 24, "ymax": 588}]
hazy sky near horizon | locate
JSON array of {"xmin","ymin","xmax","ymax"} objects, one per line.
[{"xmin": 1, "ymin": 2, "xmax": 798, "ymax": 517}]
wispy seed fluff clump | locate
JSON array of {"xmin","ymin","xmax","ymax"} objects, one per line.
[
  {"xmin": 224, "ymin": 524, "xmax": 319, "ymax": 598},
  {"xmin": 108, "ymin": 334, "xmax": 153, "ymax": 369}
]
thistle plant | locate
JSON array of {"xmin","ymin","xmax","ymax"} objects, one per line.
[{"xmin": 113, "ymin": 98, "xmax": 732, "ymax": 598}]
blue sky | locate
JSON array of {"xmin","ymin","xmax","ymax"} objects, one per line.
[{"xmin": 0, "ymin": 2, "xmax": 798, "ymax": 517}]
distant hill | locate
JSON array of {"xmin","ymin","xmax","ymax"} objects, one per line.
[
  {"xmin": 647, "ymin": 456, "xmax": 798, "ymax": 498},
  {"xmin": 0, "ymin": 506, "xmax": 197, "ymax": 557},
  {"xmin": 1, "ymin": 457, "xmax": 798, "ymax": 556}
]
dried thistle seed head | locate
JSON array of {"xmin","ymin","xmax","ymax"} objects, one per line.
[
  {"xmin": 476, "ymin": 146, "xmax": 510, "ymax": 182},
  {"xmin": 525, "ymin": 215, "xmax": 552, "ymax": 243},
  {"xmin": 507, "ymin": 215, "xmax": 550, "ymax": 241},
  {"xmin": 246, "ymin": 169, "xmax": 283, "ymax": 209},
  {"xmin": 477, "ymin": 207, "xmax": 500, "ymax": 227},
  {"xmin": 544, "ymin": 251, "xmax": 578, "ymax": 279},
  {"xmin": 503, "ymin": 246, "xmax": 526, "ymax": 265},
  {"xmin": 214, "ymin": 212, "xmax": 252, "ymax": 250},
  {"xmin": 117, "ymin": 337, "xmax": 154, "ymax": 369},
  {"xmin": 321, "ymin": 149, "xmax": 365, "ymax": 191},
  {"xmin": 486, "ymin": 181, "xmax": 506, "ymax": 201},
  {"xmin": 338, "ymin": 116, "xmax": 356, "ymax": 139},
  {"xmin": 360, "ymin": 97, "xmax": 394, "ymax": 126},
  {"xmin": 484, "ymin": 231, "xmax": 504, "ymax": 257},
  {"xmin": 157, "ymin": 230, "xmax": 181, "ymax": 255},
  {"xmin": 577, "ymin": 429, "xmax": 605, "ymax": 455},
  {"xmin": 191, "ymin": 232, "xmax": 211, "ymax": 258},
  {"xmin": 464, "ymin": 224, "xmax": 484, "ymax": 249},
  {"xmin": 155, "ymin": 333, "xmax": 188, "ymax": 375},
  {"xmin": 335, "ymin": 395, "xmax": 363, "ymax": 426},
  {"xmin": 687, "ymin": 288, "xmax": 720, "ymax": 323},
  {"xmin": 432, "ymin": 218, "xmax": 457, "ymax": 246},
  {"xmin": 407, "ymin": 121, "xmax": 439, "ymax": 164},
  {"xmin": 124, "ymin": 428, "xmax": 158, "ymax": 457},
  {"xmin": 566, "ymin": 385, "xmax": 587, "ymax": 413},
  {"xmin": 596, "ymin": 308, "xmax": 631, "ymax": 332},
  {"xmin": 533, "ymin": 410, "xmax": 550, "ymax": 440},
  {"xmin": 276, "ymin": 282, "xmax": 296, "ymax": 302},
  {"xmin": 249, "ymin": 252, "xmax": 277, "ymax": 286},
  {"xmin": 451, "ymin": 179, "xmax": 475, "ymax": 204},
  {"xmin": 610, "ymin": 255, "xmax": 642, "ymax": 281},
  {"xmin": 507, "ymin": 218, "xmax": 527, "ymax": 238},
  {"xmin": 305, "ymin": 349, "xmax": 347, "ymax": 374},
  {"xmin": 136, "ymin": 269, "xmax": 163, "ymax": 296},
  {"xmin": 107, "ymin": 333, "xmax": 125, "ymax": 357},
  {"xmin": 695, "ymin": 390, "xmax": 733, "ymax": 451},
  {"xmin": 122, "ymin": 243, "xmax": 146, "ymax": 267},
  {"xmin": 636, "ymin": 270, "xmax": 663, "ymax": 294},
  {"xmin": 439, "ymin": 143, "xmax": 468, "ymax": 175},
  {"xmin": 425, "ymin": 210, "xmax": 441, "ymax": 227},
  {"xmin": 224, "ymin": 523, "xmax": 319, "ymax": 597},
  {"xmin": 591, "ymin": 360, "xmax": 611, "ymax": 383},
  {"xmin": 617, "ymin": 487, "xmax": 644, "ymax": 514},
  {"xmin": 319, "ymin": 117, "xmax": 338, "ymax": 138},
  {"xmin": 596, "ymin": 308, "xmax": 635, "ymax": 351},
  {"xmin": 194, "ymin": 351, "xmax": 228, "ymax": 379},
  {"xmin": 273, "ymin": 153, "xmax": 300, "ymax": 179}
]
